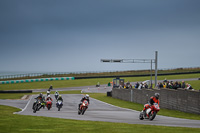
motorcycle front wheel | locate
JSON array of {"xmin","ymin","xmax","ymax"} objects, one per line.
[
  {"xmin": 149, "ymin": 112, "xmax": 156, "ymax": 121},
  {"xmin": 33, "ymin": 104, "xmax": 38, "ymax": 113},
  {"xmin": 82, "ymin": 107, "xmax": 87, "ymax": 115},
  {"xmin": 48, "ymin": 104, "xmax": 51, "ymax": 110}
]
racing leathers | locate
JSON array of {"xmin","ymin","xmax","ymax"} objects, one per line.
[
  {"xmin": 78, "ymin": 97, "xmax": 90, "ymax": 109},
  {"xmin": 46, "ymin": 97, "xmax": 53, "ymax": 102},
  {"xmin": 142, "ymin": 96, "xmax": 160, "ymax": 117},
  {"xmin": 32, "ymin": 95, "xmax": 45, "ymax": 109}
]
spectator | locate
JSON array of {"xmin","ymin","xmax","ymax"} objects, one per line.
[
  {"xmin": 159, "ymin": 82, "xmax": 163, "ymax": 88},
  {"xmin": 135, "ymin": 82, "xmax": 139, "ymax": 88},
  {"xmin": 166, "ymin": 81, "xmax": 169, "ymax": 88},
  {"xmin": 138, "ymin": 82, "xmax": 143, "ymax": 89},
  {"xmin": 186, "ymin": 83, "xmax": 193, "ymax": 90},
  {"xmin": 172, "ymin": 81, "xmax": 179, "ymax": 89},
  {"xmin": 156, "ymin": 82, "xmax": 160, "ymax": 89},
  {"xmin": 156, "ymin": 82, "xmax": 163, "ymax": 89},
  {"xmin": 181, "ymin": 81, "xmax": 185, "ymax": 89},
  {"xmin": 168, "ymin": 83, "xmax": 173, "ymax": 89},
  {"xmin": 143, "ymin": 83, "xmax": 148, "ymax": 89},
  {"xmin": 125, "ymin": 81, "xmax": 132, "ymax": 89},
  {"xmin": 178, "ymin": 82, "xmax": 182, "ymax": 88},
  {"xmin": 163, "ymin": 82, "xmax": 167, "ymax": 88},
  {"xmin": 163, "ymin": 78, "xmax": 168, "ymax": 83}
]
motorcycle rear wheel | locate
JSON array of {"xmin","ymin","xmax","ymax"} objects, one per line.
[
  {"xmin": 139, "ymin": 112, "xmax": 144, "ymax": 120},
  {"xmin": 78, "ymin": 110, "xmax": 81, "ymax": 115}
]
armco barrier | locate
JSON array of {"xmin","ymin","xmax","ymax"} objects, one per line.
[
  {"xmin": 0, "ymin": 77, "xmax": 75, "ymax": 84},
  {"xmin": 112, "ymin": 88, "xmax": 200, "ymax": 114},
  {"xmin": 0, "ymin": 90, "xmax": 32, "ymax": 93}
]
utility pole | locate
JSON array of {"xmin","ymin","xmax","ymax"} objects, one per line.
[{"xmin": 155, "ymin": 51, "xmax": 158, "ymax": 87}]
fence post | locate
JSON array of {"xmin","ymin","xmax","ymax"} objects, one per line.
[{"xmin": 131, "ymin": 89, "xmax": 133, "ymax": 102}]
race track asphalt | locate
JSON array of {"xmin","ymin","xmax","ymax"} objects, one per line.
[{"xmin": 1, "ymin": 93, "xmax": 199, "ymax": 128}]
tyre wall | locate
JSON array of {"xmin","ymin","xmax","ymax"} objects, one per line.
[
  {"xmin": 0, "ymin": 77, "xmax": 75, "ymax": 84},
  {"xmin": 112, "ymin": 88, "xmax": 200, "ymax": 114}
]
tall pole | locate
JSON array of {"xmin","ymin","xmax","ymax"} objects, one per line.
[
  {"xmin": 151, "ymin": 59, "xmax": 152, "ymax": 88},
  {"xmin": 155, "ymin": 51, "xmax": 158, "ymax": 87}
]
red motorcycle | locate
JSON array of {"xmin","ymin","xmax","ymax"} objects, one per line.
[
  {"xmin": 139, "ymin": 103, "xmax": 160, "ymax": 121},
  {"xmin": 78, "ymin": 100, "xmax": 89, "ymax": 115},
  {"xmin": 46, "ymin": 100, "xmax": 52, "ymax": 110}
]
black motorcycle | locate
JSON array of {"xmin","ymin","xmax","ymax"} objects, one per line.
[{"xmin": 33, "ymin": 100, "xmax": 42, "ymax": 113}]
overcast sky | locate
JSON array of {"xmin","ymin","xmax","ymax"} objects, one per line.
[{"xmin": 0, "ymin": 0, "xmax": 200, "ymax": 73}]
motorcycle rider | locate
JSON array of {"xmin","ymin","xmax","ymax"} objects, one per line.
[
  {"xmin": 57, "ymin": 95, "xmax": 63, "ymax": 102},
  {"xmin": 142, "ymin": 93, "xmax": 160, "ymax": 117},
  {"xmin": 56, "ymin": 95, "xmax": 63, "ymax": 107},
  {"xmin": 47, "ymin": 90, "xmax": 50, "ymax": 96},
  {"xmin": 48, "ymin": 85, "xmax": 53, "ymax": 91},
  {"xmin": 46, "ymin": 95, "xmax": 53, "ymax": 101},
  {"xmin": 32, "ymin": 93, "xmax": 45, "ymax": 109},
  {"xmin": 54, "ymin": 90, "xmax": 59, "ymax": 99},
  {"xmin": 78, "ymin": 94, "xmax": 90, "ymax": 110}
]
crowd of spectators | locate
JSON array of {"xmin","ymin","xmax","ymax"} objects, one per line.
[
  {"xmin": 135, "ymin": 82, "xmax": 148, "ymax": 89},
  {"xmin": 118, "ymin": 78, "xmax": 194, "ymax": 91},
  {"xmin": 123, "ymin": 81, "xmax": 149, "ymax": 89},
  {"xmin": 122, "ymin": 79, "xmax": 194, "ymax": 90},
  {"xmin": 156, "ymin": 79, "xmax": 194, "ymax": 90}
]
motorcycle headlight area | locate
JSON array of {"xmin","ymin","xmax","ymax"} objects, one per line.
[{"xmin": 146, "ymin": 108, "xmax": 151, "ymax": 114}]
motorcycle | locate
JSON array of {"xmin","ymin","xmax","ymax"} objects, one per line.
[
  {"xmin": 56, "ymin": 100, "xmax": 63, "ymax": 111},
  {"xmin": 47, "ymin": 90, "xmax": 50, "ymax": 96},
  {"xmin": 55, "ymin": 93, "xmax": 59, "ymax": 100},
  {"xmin": 78, "ymin": 100, "xmax": 89, "ymax": 115},
  {"xmin": 139, "ymin": 103, "xmax": 160, "ymax": 121},
  {"xmin": 46, "ymin": 100, "xmax": 52, "ymax": 110},
  {"xmin": 33, "ymin": 100, "xmax": 45, "ymax": 113}
]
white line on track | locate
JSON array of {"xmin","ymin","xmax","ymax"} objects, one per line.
[{"xmin": 13, "ymin": 95, "xmax": 33, "ymax": 114}]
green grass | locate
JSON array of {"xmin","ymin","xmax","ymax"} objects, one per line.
[
  {"xmin": 0, "ymin": 73, "xmax": 200, "ymax": 91},
  {"xmin": 0, "ymin": 105, "xmax": 200, "ymax": 133},
  {"xmin": 0, "ymin": 93, "xmax": 31, "ymax": 99}
]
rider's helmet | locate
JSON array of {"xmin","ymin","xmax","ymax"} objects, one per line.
[
  {"xmin": 39, "ymin": 93, "xmax": 43, "ymax": 97},
  {"xmin": 59, "ymin": 95, "xmax": 62, "ymax": 98},
  {"xmin": 155, "ymin": 93, "xmax": 160, "ymax": 99},
  {"xmin": 85, "ymin": 94, "xmax": 89, "ymax": 99},
  {"xmin": 47, "ymin": 95, "xmax": 51, "ymax": 98}
]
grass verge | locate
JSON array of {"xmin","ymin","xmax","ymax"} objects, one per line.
[{"xmin": 0, "ymin": 105, "xmax": 200, "ymax": 133}]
